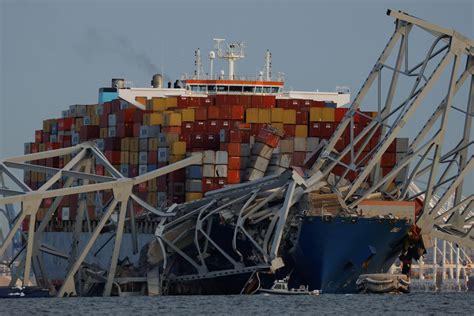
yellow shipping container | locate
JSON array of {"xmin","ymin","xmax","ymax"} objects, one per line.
[
  {"xmin": 310, "ymin": 107, "xmax": 323, "ymax": 121},
  {"xmin": 75, "ymin": 118, "xmax": 83, "ymax": 132},
  {"xmin": 147, "ymin": 192, "xmax": 158, "ymax": 205},
  {"xmin": 170, "ymin": 154, "xmax": 185, "ymax": 163},
  {"xmin": 166, "ymin": 133, "xmax": 180, "ymax": 145},
  {"xmin": 164, "ymin": 112, "xmax": 182, "ymax": 126},
  {"xmin": 271, "ymin": 123, "xmax": 284, "ymax": 132},
  {"xmin": 100, "ymin": 128, "xmax": 108, "ymax": 138},
  {"xmin": 147, "ymin": 179, "xmax": 158, "ymax": 191},
  {"xmin": 130, "ymin": 139, "xmax": 139, "ymax": 152},
  {"xmin": 271, "ymin": 108, "xmax": 284, "ymax": 123},
  {"xmin": 129, "ymin": 152, "xmax": 138, "ymax": 165},
  {"xmin": 149, "ymin": 113, "xmax": 163, "ymax": 125},
  {"xmin": 147, "ymin": 97, "xmax": 166, "ymax": 112},
  {"xmin": 148, "ymin": 138, "xmax": 159, "ymax": 151},
  {"xmin": 181, "ymin": 108, "xmax": 195, "ymax": 122},
  {"xmin": 246, "ymin": 108, "xmax": 259, "ymax": 123},
  {"xmin": 143, "ymin": 113, "xmax": 150, "ymax": 125},
  {"xmin": 295, "ymin": 125, "xmax": 308, "ymax": 137},
  {"xmin": 91, "ymin": 115, "xmax": 100, "ymax": 126},
  {"xmin": 120, "ymin": 151, "xmax": 129, "ymax": 164},
  {"xmin": 165, "ymin": 97, "xmax": 178, "ymax": 109},
  {"xmin": 186, "ymin": 192, "xmax": 203, "ymax": 202},
  {"xmin": 283, "ymin": 109, "xmax": 296, "ymax": 124},
  {"xmin": 121, "ymin": 138, "xmax": 130, "ymax": 151},
  {"xmin": 258, "ymin": 109, "xmax": 271, "ymax": 123},
  {"xmin": 171, "ymin": 141, "xmax": 186, "ymax": 155},
  {"xmin": 322, "ymin": 108, "xmax": 335, "ymax": 121}
]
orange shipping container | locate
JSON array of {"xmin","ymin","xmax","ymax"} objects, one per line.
[
  {"xmin": 135, "ymin": 96, "xmax": 147, "ymax": 106},
  {"xmin": 227, "ymin": 170, "xmax": 241, "ymax": 184},
  {"xmin": 208, "ymin": 106, "xmax": 220, "ymax": 119},
  {"xmin": 231, "ymin": 105, "xmax": 245, "ymax": 120}
]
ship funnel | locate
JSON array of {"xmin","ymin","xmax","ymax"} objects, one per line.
[
  {"xmin": 151, "ymin": 74, "xmax": 163, "ymax": 88},
  {"xmin": 111, "ymin": 78, "xmax": 125, "ymax": 89}
]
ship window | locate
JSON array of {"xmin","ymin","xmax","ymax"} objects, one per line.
[
  {"xmin": 272, "ymin": 87, "xmax": 279, "ymax": 93},
  {"xmin": 255, "ymin": 87, "xmax": 263, "ymax": 93},
  {"xmin": 229, "ymin": 86, "xmax": 242, "ymax": 92},
  {"xmin": 190, "ymin": 85, "xmax": 199, "ymax": 92},
  {"xmin": 243, "ymin": 86, "xmax": 254, "ymax": 93},
  {"xmin": 199, "ymin": 85, "xmax": 207, "ymax": 92},
  {"xmin": 217, "ymin": 85, "xmax": 228, "ymax": 92},
  {"xmin": 263, "ymin": 87, "xmax": 272, "ymax": 93},
  {"xmin": 207, "ymin": 85, "xmax": 217, "ymax": 92}
]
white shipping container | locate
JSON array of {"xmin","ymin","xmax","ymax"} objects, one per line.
[
  {"xmin": 215, "ymin": 151, "xmax": 228, "ymax": 165},
  {"xmin": 108, "ymin": 114, "xmax": 116, "ymax": 126},
  {"xmin": 294, "ymin": 137, "xmax": 307, "ymax": 152},
  {"xmin": 279, "ymin": 154, "xmax": 292, "ymax": 168},
  {"xmin": 185, "ymin": 179, "xmax": 203, "ymax": 192},
  {"xmin": 245, "ymin": 168, "xmax": 265, "ymax": 181},
  {"xmin": 62, "ymin": 207, "xmax": 70, "ymax": 221},
  {"xmin": 203, "ymin": 164, "xmax": 215, "ymax": 177},
  {"xmin": 203, "ymin": 150, "xmax": 216, "ymax": 164},
  {"xmin": 307, "ymin": 137, "xmax": 319, "ymax": 152},
  {"xmin": 279, "ymin": 139, "xmax": 294, "ymax": 153},
  {"xmin": 139, "ymin": 152, "xmax": 148, "ymax": 164},
  {"xmin": 251, "ymin": 155, "xmax": 270, "ymax": 172},
  {"xmin": 108, "ymin": 127, "xmax": 116, "ymax": 137},
  {"xmin": 251, "ymin": 143, "xmax": 273, "ymax": 159},
  {"xmin": 215, "ymin": 165, "xmax": 228, "ymax": 177},
  {"xmin": 157, "ymin": 148, "xmax": 169, "ymax": 162}
]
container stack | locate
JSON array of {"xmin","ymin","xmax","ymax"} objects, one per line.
[{"xmin": 24, "ymin": 94, "xmax": 409, "ymax": 226}]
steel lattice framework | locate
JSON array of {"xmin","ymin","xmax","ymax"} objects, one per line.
[{"xmin": 311, "ymin": 10, "xmax": 473, "ymax": 248}]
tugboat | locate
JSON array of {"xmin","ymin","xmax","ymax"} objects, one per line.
[{"xmin": 258, "ymin": 276, "xmax": 320, "ymax": 296}]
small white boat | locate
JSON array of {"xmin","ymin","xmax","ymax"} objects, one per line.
[{"xmin": 258, "ymin": 277, "xmax": 320, "ymax": 296}]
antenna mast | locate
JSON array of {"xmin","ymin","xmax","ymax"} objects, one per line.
[
  {"xmin": 213, "ymin": 38, "xmax": 245, "ymax": 80},
  {"xmin": 194, "ymin": 48, "xmax": 204, "ymax": 79},
  {"xmin": 263, "ymin": 49, "xmax": 272, "ymax": 81}
]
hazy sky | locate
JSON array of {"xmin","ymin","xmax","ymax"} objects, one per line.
[{"xmin": 1, "ymin": 0, "xmax": 472, "ymax": 164}]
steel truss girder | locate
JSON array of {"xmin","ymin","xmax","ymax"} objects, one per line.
[
  {"xmin": 312, "ymin": 10, "xmax": 473, "ymax": 248},
  {"xmin": 0, "ymin": 142, "xmax": 203, "ymax": 296},
  {"xmin": 155, "ymin": 171, "xmax": 301, "ymax": 285}
]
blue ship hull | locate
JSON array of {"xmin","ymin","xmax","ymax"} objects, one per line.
[{"xmin": 289, "ymin": 216, "xmax": 410, "ymax": 293}]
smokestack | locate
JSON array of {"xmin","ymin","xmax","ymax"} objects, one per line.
[
  {"xmin": 151, "ymin": 74, "xmax": 163, "ymax": 88},
  {"xmin": 111, "ymin": 78, "xmax": 125, "ymax": 89}
]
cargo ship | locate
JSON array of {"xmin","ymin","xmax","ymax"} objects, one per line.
[{"xmin": 20, "ymin": 39, "xmax": 415, "ymax": 294}]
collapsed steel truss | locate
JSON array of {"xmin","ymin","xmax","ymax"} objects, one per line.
[
  {"xmin": 0, "ymin": 142, "xmax": 203, "ymax": 296},
  {"xmin": 0, "ymin": 140, "xmax": 322, "ymax": 296},
  {"xmin": 312, "ymin": 10, "xmax": 473, "ymax": 248},
  {"xmin": 0, "ymin": 10, "xmax": 472, "ymax": 296}
]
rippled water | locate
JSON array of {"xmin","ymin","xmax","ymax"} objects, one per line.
[{"xmin": 0, "ymin": 293, "xmax": 472, "ymax": 315}]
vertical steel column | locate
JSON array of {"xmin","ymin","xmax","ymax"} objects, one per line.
[
  {"xmin": 420, "ymin": 54, "xmax": 461, "ymax": 222},
  {"xmin": 433, "ymin": 238, "xmax": 438, "ymax": 288},
  {"xmin": 103, "ymin": 180, "xmax": 133, "ymax": 296},
  {"xmin": 58, "ymin": 199, "xmax": 119, "ymax": 297},
  {"xmin": 442, "ymin": 240, "xmax": 446, "ymax": 282}
]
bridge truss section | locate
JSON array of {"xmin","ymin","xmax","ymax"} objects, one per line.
[{"xmin": 311, "ymin": 10, "xmax": 473, "ymax": 248}]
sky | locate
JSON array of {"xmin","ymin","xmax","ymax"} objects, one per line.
[{"xmin": 0, "ymin": 0, "xmax": 473, "ymax": 190}]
